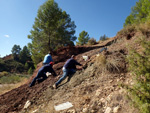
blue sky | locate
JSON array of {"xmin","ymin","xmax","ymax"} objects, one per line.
[{"xmin": 0, "ymin": 0, "xmax": 138, "ymax": 57}]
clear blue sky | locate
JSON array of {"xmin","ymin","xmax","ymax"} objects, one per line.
[{"xmin": 0, "ymin": 0, "xmax": 138, "ymax": 57}]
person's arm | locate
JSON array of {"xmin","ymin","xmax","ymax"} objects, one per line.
[
  {"xmin": 74, "ymin": 60, "xmax": 82, "ymax": 66},
  {"xmin": 74, "ymin": 60, "xmax": 83, "ymax": 70}
]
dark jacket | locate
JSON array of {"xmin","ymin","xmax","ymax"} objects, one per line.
[
  {"xmin": 64, "ymin": 58, "xmax": 81, "ymax": 69},
  {"xmin": 39, "ymin": 64, "xmax": 57, "ymax": 76}
]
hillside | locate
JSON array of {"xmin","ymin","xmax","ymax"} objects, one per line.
[{"xmin": 0, "ymin": 31, "xmax": 145, "ymax": 113}]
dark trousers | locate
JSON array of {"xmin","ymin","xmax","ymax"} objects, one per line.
[{"xmin": 29, "ymin": 72, "xmax": 47, "ymax": 87}]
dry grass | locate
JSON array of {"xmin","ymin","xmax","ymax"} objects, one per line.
[
  {"xmin": 117, "ymin": 20, "xmax": 150, "ymax": 39},
  {"xmin": 106, "ymin": 57, "xmax": 120, "ymax": 73},
  {"xmin": 117, "ymin": 24, "xmax": 136, "ymax": 36},
  {"xmin": 0, "ymin": 78, "xmax": 28, "ymax": 95},
  {"xmin": 95, "ymin": 54, "xmax": 121, "ymax": 74}
]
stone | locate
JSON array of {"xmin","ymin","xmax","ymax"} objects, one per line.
[
  {"xmin": 32, "ymin": 109, "xmax": 38, "ymax": 113},
  {"xmin": 105, "ymin": 107, "xmax": 112, "ymax": 113},
  {"xmin": 113, "ymin": 106, "xmax": 120, "ymax": 113},
  {"xmin": 24, "ymin": 100, "xmax": 31, "ymax": 109},
  {"xmin": 67, "ymin": 109, "xmax": 76, "ymax": 113},
  {"xmin": 100, "ymin": 98, "xmax": 105, "ymax": 103},
  {"xmin": 95, "ymin": 89, "xmax": 102, "ymax": 96},
  {"xmin": 82, "ymin": 108, "xmax": 88, "ymax": 112},
  {"xmin": 54, "ymin": 102, "xmax": 73, "ymax": 111},
  {"xmin": 106, "ymin": 94, "xmax": 112, "ymax": 102}
]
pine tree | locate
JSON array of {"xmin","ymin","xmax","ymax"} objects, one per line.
[
  {"xmin": 99, "ymin": 34, "xmax": 108, "ymax": 41},
  {"xmin": 127, "ymin": 37, "xmax": 150, "ymax": 113},
  {"xmin": 19, "ymin": 46, "xmax": 31, "ymax": 64},
  {"xmin": 124, "ymin": 0, "xmax": 150, "ymax": 26},
  {"xmin": 11, "ymin": 45, "xmax": 21, "ymax": 61},
  {"xmin": 28, "ymin": 0, "xmax": 76, "ymax": 64},
  {"xmin": 76, "ymin": 30, "xmax": 90, "ymax": 45}
]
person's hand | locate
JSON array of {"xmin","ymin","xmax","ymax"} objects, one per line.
[
  {"xmin": 46, "ymin": 72, "xmax": 51, "ymax": 77},
  {"xmin": 77, "ymin": 66, "xmax": 83, "ymax": 70},
  {"xmin": 56, "ymin": 75, "xmax": 62, "ymax": 79}
]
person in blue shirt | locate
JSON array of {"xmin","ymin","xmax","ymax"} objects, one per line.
[
  {"xmin": 29, "ymin": 62, "xmax": 57, "ymax": 87},
  {"xmin": 53, "ymin": 55, "xmax": 82, "ymax": 89},
  {"xmin": 43, "ymin": 52, "xmax": 53, "ymax": 65}
]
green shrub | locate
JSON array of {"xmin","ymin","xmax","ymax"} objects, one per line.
[
  {"xmin": 28, "ymin": 67, "xmax": 33, "ymax": 74},
  {"xmin": 137, "ymin": 20, "xmax": 150, "ymax": 37},
  {"xmin": 0, "ymin": 58, "xmax": 6, "ymax": 72},
  {"xmin": 126, "ymin": 37, "xmax": 150, "ymax": 113},
  {"xmin": 0, "ymin": 71, "xmax": 9, "ymax": 78},
  {"xmin": 0, "ymin": 73, "xmax": 30, "ymax": 84},
  {"xmin": 4, "ymin": 59, "xmax": 25, "ymax": 73},
  {"xmin": 87, "ymin": 38, "xmax": 97, "ymax": 45},
  {"xmin": 0, "ymin": 75, "xmax": 21, "ymax": 84}
]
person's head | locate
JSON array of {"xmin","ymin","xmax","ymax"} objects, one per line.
[
  {"xmin": 71, "ymin": 55, "xmax": 76, "ymax": 59},
  {"xmin": 48, "ymin": 51, "xmax": 51, "ymax": 54},
  {"xmin": 50, "ymin": 62, "xmax": 54, "ymax": 66}
]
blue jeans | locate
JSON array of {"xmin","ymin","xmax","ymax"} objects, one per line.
[
  {"xmin": 55, "ymin": 68, "xmax": 76, "ymax": 86},
  {"xmin": 29, "ymin": 71, "xmax": 47, "ymax": 87}
]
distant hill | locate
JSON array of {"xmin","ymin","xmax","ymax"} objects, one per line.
[{"xmin": 2, "ymin": 54, "xmax": 13, "ymax": 60}]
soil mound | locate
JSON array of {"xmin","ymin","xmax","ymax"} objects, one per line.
[
  {"xmin": 0, "ymin": 45, "xmax": 105, "ymax": 113},
  {"xmin": 0, "ymin": 34, "xmax": 140, "ymax": 113}
]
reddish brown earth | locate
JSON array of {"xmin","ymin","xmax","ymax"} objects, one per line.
[
  {"xmin": 1, "ymin": 31, "xmax": 143, "ymax": 113},
  {"xmin": 0, "ymin": 45, "xmax": 106, "ymax": 113},
  {"xmin": 2, "ymin": 54, "xmax": 13, "ymax": 60}
]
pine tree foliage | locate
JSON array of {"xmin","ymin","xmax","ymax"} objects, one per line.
[
  {"xmin": 99, "ymin": 34, "xmax": 108, "ymax": 41},
  {"xmin": 124, "ymin": 0, "xmax": 150, "ymax": 26},
  {"xmin": 127, "ymin": 37, "xmax": 150, "ymax": 113},
  {"xmin": 76, "ymin": 30, "xmax": 90, "ymax": 45},
  {"xmin": 28, "ymin": 0, "xmax": 76, "ymax": 64},
  {"xmin": 11, "ymin": 45, "xmax": 21, "ymax": 61},
  {"xmin": 19, "ymin": 46, "xmax": 31, "ymax": 64}
]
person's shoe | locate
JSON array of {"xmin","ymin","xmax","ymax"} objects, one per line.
[{"xmin": 53, "ymin": 84, "xmax": 57, "ymax": 89}]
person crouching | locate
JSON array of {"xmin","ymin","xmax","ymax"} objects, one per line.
[{"xmin": 29, "ymin": 62, "xmax": 57, "ymax": 87}]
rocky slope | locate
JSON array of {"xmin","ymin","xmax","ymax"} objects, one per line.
[{"xmin": 0, "ymin": 32, "xmax": 142, "ymax": 113}]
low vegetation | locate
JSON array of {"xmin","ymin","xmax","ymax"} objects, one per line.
[
  {"xmin": 118, "ymin": 20, "xmax": 150, "ymax": 39},
  {"xmin": 117, "ymin": 24, "xmax": 136, "ymax": 37},
  {"xmin": 95, "ymin": 54, "xmax": 123, "ymax": 74},
  {"xmin": 0, "ymin": 79, "xmax": 29, "ymax": 95},
  {"xmin": 137, "ymin": 21, "xmax": 150, "ymax": 37},
  {"xmin": 0, "ymin": 72, "xmax": 31, "ymax": 84},
  {"xmin": 87, "ymin": 38, "xmax": 97, "ymax": 45},
  {"xmin": 126, "ymin": 37, "xmax": 150, "ymax": 113},
  {"xmin": 0, "ymin": 71, "xmax": 9, "ymax": 78},
  {"xmin": 0, "ymin": 72, "xmax": 31, "ymax": 95}
]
